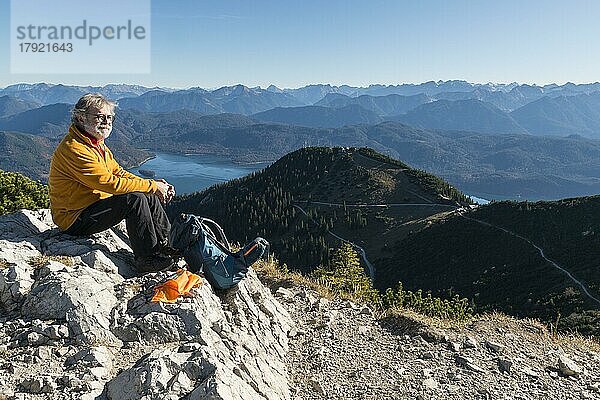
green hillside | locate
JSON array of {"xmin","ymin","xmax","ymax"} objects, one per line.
[
  {"xmin": 169, "ymin": 146, "xmax": 599, "ymax": 335},
  {"xmin": 376, "ymin": 196, "xmax": 600, "ymax": 335},
  {"xmin": 0, "ymin": 131, "xmax": 56, "ymax": 182},
  {"xmin": 168, "ymin": 146, "xmax": 471, "ymax": 272}
]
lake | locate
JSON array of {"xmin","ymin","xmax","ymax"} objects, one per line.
[
  {"xmin": 128, "ymin": 152, "xmax": 271, "ymax": 195},
  {"xmin": 467, "ymin": 194, "xmax": 490, "ymax": 205}
]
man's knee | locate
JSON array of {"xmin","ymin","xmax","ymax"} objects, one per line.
[
  {"xmin": 123, "ymin": 192, "xmax": 153, "ymax": 218},
  {"xmin": 125, "ymin": 192, "xmax": 167, "ymax": 221},
  {"xmin": 145, "ymin": 193, "xmax": 168, "ymax": 214},
  {"xmin": 145, "ymin": 192, "xmax": 161, "ymax": 205},
  {"xmin": 126, "ymin": 192, "xmax": 148, "ymax": 206}
]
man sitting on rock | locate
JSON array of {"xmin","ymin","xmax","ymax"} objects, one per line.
[{"xmin": 49, "ymin": 93, "xmax": 176, "ymax": 273}]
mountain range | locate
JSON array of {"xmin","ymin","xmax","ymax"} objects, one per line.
[
  {"xmin": 2, "ymin": 80, "xmax": 600, "ymax": 199},
  {"xmin": 392, "ymin": 99, "xmax": 528, "ymax": 135},
  {"xmin": 1, "ymin": 101, "xmax": 599, "ymax": 199},
  {"xmin": 0, "ymin": 95, "xmax": 39, "ymax": 117},
  {"xmin": 510, "ymin": 93, "xmax": 600, "ymax": 137},
  {"xmin": 4, "ymin": 80, "xmax": 600, "ymax": 109},
  {"xmin": 0, "ymin": 83, "xmax": 159, "ymax": 106},
  {"xmin": 115, "ymin": 85, "xmax": 304, "ymax": 115},
  {"xmin": 315, "ymin": 92, "xmax": 431, "ymax": 115},
  {"xmin": 252, "ymin": 104, "xmax": 384, "ymax": 128},
  {"xmin": 4, "ymin": 81, "xmax": 600, "ymax": 134}
]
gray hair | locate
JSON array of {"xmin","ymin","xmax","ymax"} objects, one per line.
[{"xmin": 71, "ymin": 93, "xmax": 117, "ymax": 124}]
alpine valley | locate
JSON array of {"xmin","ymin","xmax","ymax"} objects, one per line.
[
  {"xmin": 168, "ymin": 146, "xmax": 600, "ymax": 337},
  {"xmin": 2, "ymin": 81, "xmax": 600, "ymax": 199},
  {"xmin": 1, "ymin": 81, "xmax": 600, "ymax": 399}
]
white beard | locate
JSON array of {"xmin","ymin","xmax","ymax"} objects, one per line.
[{"xmin": 82, "ymin": 120, "xmax": 112, "ymax": 140}]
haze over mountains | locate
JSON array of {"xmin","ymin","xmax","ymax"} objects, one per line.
[
  {"xmin": 4, "ymin": 80, "xmax": 600, "ymax": 137},
  {"xmin": 1, "ymin": 80, "xmax": 600, "ymax": 200}
]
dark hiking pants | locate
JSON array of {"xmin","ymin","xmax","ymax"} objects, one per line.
[{"xmin": 64, "ymin": 192, "xmax": 171, "ymax": 259}]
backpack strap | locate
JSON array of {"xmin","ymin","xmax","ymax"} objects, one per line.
[
  {"xmin": 202, "ymin": 218, "xmax": 230, "ymax": 250},
  {"xmin": 199, "ymin": 217, "xmax": 232, "ymax": 253}
]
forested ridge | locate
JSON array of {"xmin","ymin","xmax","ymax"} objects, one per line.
[
  {"xmin": 168, "ymin": 146, "xmax": 470, "ymax": 271},
  {"xmin": 376, "ymin": 196, "xmax": 600, "ymax": 335}
]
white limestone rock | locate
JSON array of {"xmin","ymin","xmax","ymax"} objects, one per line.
[
  {"xmin": 455, "ymin": 355, "xmax": 486, "ymax": 373},
  {"xmin": 65, "ymin": 346, "xmax": 113, "ymax": 369},
  {"xmin": 21, "ymin": 263, "xmax": 120, "ymax": 345},
  {"xmin": 485, "ymin": 339, "xmax": 505, "ymax": 353},
  {"xmin": 0, "ymin": 210, "xmax": 294, "ymax": 399},
  {"xmin": 79, "ymin": 250, "xmax": 123, "ymax": 281},
  {"xmin": 558, "ymin": 354, "xmax": 582, "ymax": 377},
  {"xmin": 107, "ymin": 269, "xmax": 293, "ymax": 399},
  {"xmin": 105, "ymin": 347, "xmax": 213, "ymax": 400},
  {"xmin": 0, "ymin": 209, "xmax": 53, "ymax": 241},
  {"xmin": 0, "ymin": 261, "xmax": 35, "ymax": 309}
]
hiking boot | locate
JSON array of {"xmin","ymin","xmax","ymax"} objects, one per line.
[
  {"xmin": 154, "ymin": 239, "xmax": 182, "ymax": 258},
  {"xmin": 134, "ymin": 254, "xmax": 176, "ymax": 274},
  {"xmin": 158, "ymin": 245, "xmax": 182, "ymax": 258}
]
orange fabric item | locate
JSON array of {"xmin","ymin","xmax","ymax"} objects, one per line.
[{"xmin": 151, "ymin": 269, "xmax": 202, "ymax": 303}]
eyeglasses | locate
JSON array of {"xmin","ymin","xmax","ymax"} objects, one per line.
[{"xmin": 86, "ymin": 113, "xmax": 115, "ymax": 123}]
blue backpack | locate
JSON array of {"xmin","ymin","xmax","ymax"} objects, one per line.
[{"xmin": 169, "ymin": 214, "xmax": 269, "ymax": 290}]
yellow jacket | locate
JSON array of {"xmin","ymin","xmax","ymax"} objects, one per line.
[{"xmin": 49, "ymin": 124, "xmax": 158, "ymax": 230}]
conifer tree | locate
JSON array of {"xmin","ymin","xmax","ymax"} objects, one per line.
[
  {"xmin": 313, "ymin": 243, "xmax": 379, "ymax": 303},
  {"xmin": 0, "ymin": 170, "xmax": 49, "ymax": 215}
]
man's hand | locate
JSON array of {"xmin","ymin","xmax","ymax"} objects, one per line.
[{"xmin": 155, "ymin": 179, "xmax": 175, "ymax": 203}]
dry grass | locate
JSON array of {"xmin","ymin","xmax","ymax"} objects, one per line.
[
  {"xmin": 378, "ymin": 309, "xmax": 600, "ymax": 352},
  {"xmin": 382, "ymin": 309, "xmax": 600, "ymax": 352},
  {"xmin": 549, "ymin": 326, "xmax": 600, "ymax": 353},
  {"xmin": 253, "ymin": 258, "xmax": 335, "ymax": 300},
  {"xmin": 488, "ymin": 312, "xmax": 600, "ymax": 349},
  {"xmin": 28, "ymin": 255, "xmax": 74, "ymax": 268},
  {"xmin": 254, "ymin": 257, "xmax": 600, "ymax": 352},
  {"xmin": 0, "ymin": 259, "xmax": 9, "ymax": 269},
  {"xmin": 380, "ymin": 306, "xmax": 472, "ymax": 331},
  {"xmin": 465, "ymin": 312, "xmax": 600, "ymax": 353}
]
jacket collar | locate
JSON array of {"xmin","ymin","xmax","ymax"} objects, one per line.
[{"xmin": 69, "ymin": 124, "xmax": 104, "ymax": 147}]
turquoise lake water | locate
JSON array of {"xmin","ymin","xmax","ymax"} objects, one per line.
[{"xmin": 128, "ymin": 152, "xmax": 270, "ymax": 195}]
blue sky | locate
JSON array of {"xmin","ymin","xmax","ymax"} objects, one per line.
[{"xmin": 1, "ymin": 0, "xmax": 599, "ymax": 88}]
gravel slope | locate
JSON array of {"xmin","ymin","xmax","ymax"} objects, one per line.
[{"xmin": 271, "ymin": 283, "xmax": 600, "ymax": 400}]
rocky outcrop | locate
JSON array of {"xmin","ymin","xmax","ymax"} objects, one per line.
[
  {"xmin": 0, "ymin": 210, "xmax": 293, "ymax": 399},
  {"xmin": 1, "ymin": 209, "xmax": 599, "ymax": 400}
]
